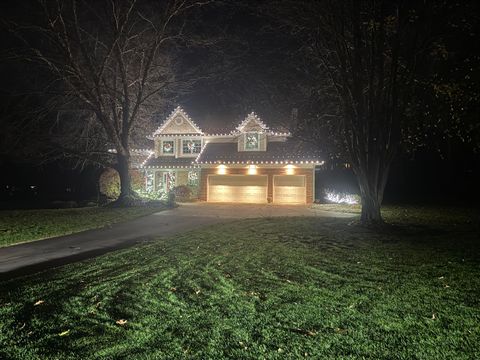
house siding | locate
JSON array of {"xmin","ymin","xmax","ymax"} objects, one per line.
[
  {"xmin": 154, "ymin": 139, "xmax": 161, "ymax": 157},
  {"xmin": 237, "ymin": 135, "xmax": 245, "ymax": 152},
  {"xmin": 176, "ymin": 171, "xmax": 189, "ymax": 186}
]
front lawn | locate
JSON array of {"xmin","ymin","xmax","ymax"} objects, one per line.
[
  {"xmin": 314, "ymin": 203, "xmax": 478, "ymax": 225},
  {"xmin": 0, "ymin": 205, "xmax": 164, "ymax": 247},
  {"xmin": 0, "ymin": 210, "xmax": 479, "ymax": 359}
]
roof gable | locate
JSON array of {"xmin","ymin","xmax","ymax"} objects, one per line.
[
  {"xmin": 153, "ymin": 106, "xmax": 203, "ymax": 136},
  {"xmin": 235, "ymin": 112, "xmax": 269, "ymax": 133}
]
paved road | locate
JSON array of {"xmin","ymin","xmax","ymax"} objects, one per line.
[{"xmin": 0, "ymin": 203, "xmax": 355, "ymax": 279}]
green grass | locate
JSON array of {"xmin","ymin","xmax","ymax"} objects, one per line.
[
  {"xmin": 1, "ymin": 209, "xmax": 479, "ymax": 359},
  {"xmin": 0, "ymin": 206, "xmax": 164, "ymax": 247},
  {"xmin": 314, "ymin": 203, "xmax": 478, "ymax": 225}
]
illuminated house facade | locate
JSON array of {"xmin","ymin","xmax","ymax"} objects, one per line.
[{"xmin": 142, "ymin": 106, "xmax": 323, "ymax": 204}]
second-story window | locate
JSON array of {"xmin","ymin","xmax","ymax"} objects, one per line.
[
  {"xmin": 245, "ymin": 132, "xmax": 259, "ymax": 150},
  {"xmin": 162, "ymin": 140, "xmax": 175, "ymax": 154},
  {"xmin": 182, "ymin": 139, "xmax": 202, "ymax": 154}
]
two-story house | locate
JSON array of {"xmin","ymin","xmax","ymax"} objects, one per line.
[{"xmin": 142, "ymin": 106, "xmax": 323, "ymax": 204}]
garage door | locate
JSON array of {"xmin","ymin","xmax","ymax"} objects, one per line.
[
  {"xmin": 273, "ymin": 175, "xmax": 306, "ymax": 204},
  {"xmin": 208, "ymin": 175, "xmax": 267, "ymax": 203}
]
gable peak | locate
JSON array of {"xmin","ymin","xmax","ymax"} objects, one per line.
[
  {"xmin": 235, "ymin": 111, "xmax": 269, "ymax": 133},
  {"xmin": 152, "ymin": 106, "xmax": 203, "ymax": 136}
]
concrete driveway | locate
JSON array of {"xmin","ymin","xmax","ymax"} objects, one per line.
[{"xmin": 0, "ymin": 203, "xmax": 354, "ymax": 279}]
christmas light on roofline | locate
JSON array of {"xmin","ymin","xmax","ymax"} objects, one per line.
[
  {"xmin": 195, "ymin": 159, "xmax": 324, "ymax": 165},
  {"xmin": 235, "ymin": 111, "xmax": 269, "ymax": 132},
  {"xmin": 152, "ymin": 106, "xmax": 204, "ymax": 136},
  {"xmin": 140, "ymin": 151, "xmax": 155, "ymax": 168}
]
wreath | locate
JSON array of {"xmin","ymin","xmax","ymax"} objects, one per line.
[{"xmin": 163, "ymin": 142, "xmax": 173, "ymax": 152}]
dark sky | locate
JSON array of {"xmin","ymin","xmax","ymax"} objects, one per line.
[{"xmin": 0, "ymin": 1, "xmax": 294, "ymax": 129}]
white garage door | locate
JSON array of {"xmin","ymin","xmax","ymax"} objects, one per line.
[
  {"xmin": 208, "ymin": 175, "xmax": 268, "ymax": 203},
  {"xmin": 273, "ymin": 175, "xmax": 306, "ymax": 204}
]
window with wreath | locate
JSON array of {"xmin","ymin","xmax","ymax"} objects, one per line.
[
  {"xmin": 162, "ymin": 140, "xmax": 174, "ymax": 154},
  {"xmin": 182, "ymin": 139, "xmax": 202, "ymax": 154},
  {"xmin": 245, "ymin": 132, "xmax": 259, "ymax": 150}
]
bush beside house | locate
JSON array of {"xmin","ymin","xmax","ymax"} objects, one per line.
[{"xmin": 99, "ymin": 168, "xmax": 145, "ymax": 201}]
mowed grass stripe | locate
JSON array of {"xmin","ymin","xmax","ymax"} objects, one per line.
[{"xmin": 0, "ymin": 215, "xmax": 479, "ymax": 359}]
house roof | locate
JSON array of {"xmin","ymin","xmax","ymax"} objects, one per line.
[
  {"xmin": 203, "ymin": 113, "xmax": 289, "ymax": 136},
  {"xmin": 130, "ymin": 149, "xmax": 154, "ymax": 169},
  {"xmin": 152, "ymin": 106, "xmax": 203, "ymax": 136},
  {"xmin": 234, "ymin": 112, "xmax": 269, "ymax": 133},
  {"xmin": 150, "ymin": 107, "xmax": 291, "ymax": 138},
  {"xmin": 143, "ymin": 156, "xmax": 196, "ymax": 169},
  {"xmin": 195, "ymin": 140, "xmax": 324, "ymax": 165},
  {"xmin": 202, "ymin": 127, "xmax": 290, "ymax": 137}
]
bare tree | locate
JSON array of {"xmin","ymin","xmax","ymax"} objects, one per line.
[
  {"xmin": 267, "ymin": 0, "xmax": 442, "ymax": 224},
  {"xmin": 9, "ymin": 0, "xmax": 210, "ymax": 205}
]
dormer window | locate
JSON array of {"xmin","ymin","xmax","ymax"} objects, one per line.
[
  {"xmin": 162, "ymin": 140, "xmax": 175, "ymax": 155},
  {"xmin": 182, "ymin": 139, "xmax": 202, "ymax": 154},
  {"xmin": 245, "ymin": 132, "xmax": 259, "ymax": 151}
]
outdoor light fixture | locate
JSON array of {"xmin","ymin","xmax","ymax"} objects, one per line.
[
  {"xmin": 217, "ymin": 164, "xmax": 227, "ymax": 175},
  {"xmin": 247, "ymin": 164, "xmax": 257, "ymax": 175},
  {"xmin": 285, "ymin": 164, "xmax": 295, "ymax": 175}
]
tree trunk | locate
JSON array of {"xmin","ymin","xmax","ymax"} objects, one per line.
[
  {"xmin": 355, "ymin": 163, "xmax": 391, "ymax": 225},
  {"xmin": 115, "ymin": 152, "xmax": 136, "ymax": 206},
  {"xmin": 358, "ymin": 185, "xmax": 383, "ymax": 224}
]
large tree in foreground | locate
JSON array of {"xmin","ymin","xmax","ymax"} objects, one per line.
[
  {"xmin": 288, "ymin": 0, "xmax": 431, "ymax": 224},
  {"xmin": 10, "ymin": 0, "xmax": 208, "ymax": 205},
  {"xmin": 270, "ymin": 0, "xmax": 478, "ymax": 224}
]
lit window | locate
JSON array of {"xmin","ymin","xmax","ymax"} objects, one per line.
[
  {"xmin": 245, "ymin": 133, "xmax": 259, "ymax": 150},
  {"xmin": 217, "ymin": 165, "xmax": 227, "ymax": 174},
  {"xmin": 162, "ymin": 140, "xmax": 174, "ymax": 154},
  {"xmin": 182, "ymin": 139, "xmax": 202, "ymax": 154},
  {"xmin": 247, "ymin": 165, "xmax": 257, "ymax": 175}
]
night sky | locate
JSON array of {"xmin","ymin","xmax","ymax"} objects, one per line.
[{"xmin": 0, "ymin": 0, "xmax": 479, "ymax": 207}]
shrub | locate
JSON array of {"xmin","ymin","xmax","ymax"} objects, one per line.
[
  {"xmin": 173, "ymin": 185, "xmax": 198, "ymax": 202},
  {"xmin": 99, "ymin": 168, "xmax": 145, "ymax": 200},
  {"xmin": 99, "ymin": 168, "xmax": 120, "ymax": 199},
  {"xmin": 136, "ymin": 189, "xmax": 167, "ymax": 201},
  {"xmin": 323, "ymin": 188, "xmax": 360, "ymax": 204}
]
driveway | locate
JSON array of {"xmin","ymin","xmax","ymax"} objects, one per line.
[{"xmin": 0, "ymin": 203, "xmax": 354, "ymax": 279}]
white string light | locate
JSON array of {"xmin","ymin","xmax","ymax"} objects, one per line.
[
  {"xmin": 152, "ymin": 106, "xmax": 204, "ymax": 136},
  {"xmin": 142, "ymin": 160, "xmax": 325, "ymax": 169},
  {"xmin": 143, "ymin": 109, "xmax": 326, "ymax": 170},
  {"xmin": 140, "ymin": 151, "xmax": 155, "ymax": 168},
  {"xmin": 235, "ymin": 111, "xmax": 269, "ymax": 132},
  {"xmin": 194, "ymin": 160, "xmax": 324, "ymax": 165}
]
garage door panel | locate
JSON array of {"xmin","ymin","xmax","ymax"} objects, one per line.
[
  {"xmin": 208, "ymin": 175, "xmax": 267, "ymax": 203},
  {"xmin": 273, "ymin": 175, "xmax": 306, "ymax": 204},
  {"xmin": 209, "ymin": 175, "xmax": 267, "ymax": 187},
  {"xmin": 274, "ymin": 175, "xmax": 305, "ymax": 187}
]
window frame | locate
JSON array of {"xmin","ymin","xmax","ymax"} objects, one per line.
[
  {"xmin": 161, "ymin": 140, "xmax": 175, "ymax": 156},
  {"xmin": 244, "ymin": 132, "xmax": 260, "ymax": 151},
  {"xmin": 181, "ymin": 139, "xmax": 202, "ymax": 155}
]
